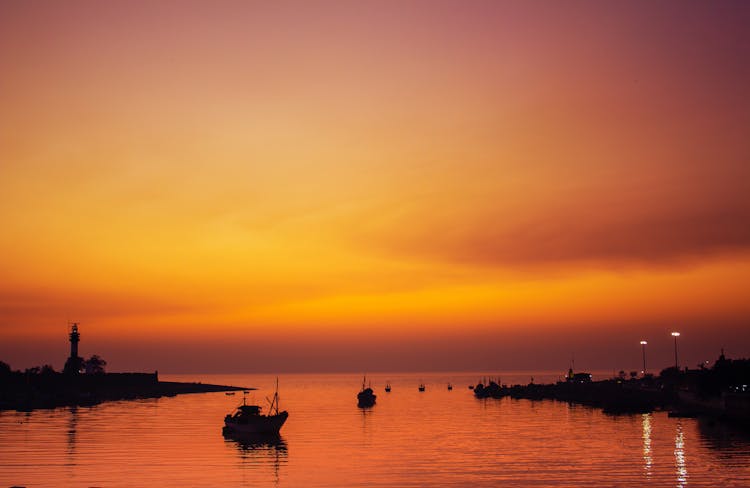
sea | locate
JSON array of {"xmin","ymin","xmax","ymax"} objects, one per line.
[{"xmin": 2, "ymin": 372, "xmax": 750, "ymax": 487}]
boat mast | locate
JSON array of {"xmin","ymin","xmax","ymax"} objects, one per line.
[
  {"xmin": 267, "ymin": 377, "xmax": 280, "ymax": 415},
  {"xmin": 274, "ymin": 376, "xmax": 279, "ymax": 415}
]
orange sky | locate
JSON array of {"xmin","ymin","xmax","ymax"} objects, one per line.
[{"xmin": 1, "ymin": 1, "xmax": 749, "ymax": 373}]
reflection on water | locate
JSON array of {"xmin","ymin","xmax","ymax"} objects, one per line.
[
  {"xmin": 66, "ymin": 406, "xmax": 78, "ymax": 460},
  {"xmin": 224, "ymin": 431, "xmax": 288, "ymax": 453},
  {"xmin": 223, "ymin": 432, "xmax": 288, "ymax": 485},
  {"xmin": 2, "ymin": 373, "xmax": 750, "ymax": 487},
  {"xmin": 675, "ymin": 421, "xmax": 688, "ymax": 487},
  {"xmin": 641, "ymin": 413, "xmax": 652, "ymax": 478},
  {"xmin": 697, "ymin": 416, "xmax": 750, "ymax": 453}
]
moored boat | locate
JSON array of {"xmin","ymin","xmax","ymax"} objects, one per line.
[
  {"xmin": 223, "ymin": 380, "xmax": 288, "ymax": 435},
  {"xmin": 358, "ymin": 376, "xmax": 376, "ymax": 407},
  {"xmin": 474, "ymin": 379, "xmax": 504, "ymax": 399}
]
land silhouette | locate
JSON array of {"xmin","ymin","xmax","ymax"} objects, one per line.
[
  {"xmin": 0, "ymin": 323, "xmax": 247, "ymax": 411},
  {"xmin": 471, "ymin": 351, "xmax": 750, "ymax": 429},
  {"xmin": 2, "ymin": 324, "xmax": 748, "ymax": 430}
]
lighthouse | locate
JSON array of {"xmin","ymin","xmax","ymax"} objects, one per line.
[
  {"xmin": 63, "ymin": 322, "xmax": 83, "ymax": 374},
  {"xmin": 69, "ymin": 323, "xmax": 80, "ymax": 358}
]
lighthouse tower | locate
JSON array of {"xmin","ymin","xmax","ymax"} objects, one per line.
[
  {"xmin": 69, "ymin": 323, "xmax": 80, "ymax": 358},
  {"xmin": 63, "ymin": 322, "xmax": 83, "ymax": 374}
]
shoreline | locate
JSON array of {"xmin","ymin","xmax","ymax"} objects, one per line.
[
  {"xmin": 472, "ymin": 378, "xmax": 750, "ymax": 430},
  {"xmin": 0, "ymin": 372, "xmax": 250, "ymax": 412}
]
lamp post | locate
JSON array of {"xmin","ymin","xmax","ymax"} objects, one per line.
[
  {"xmin": 671, "ymin": 332, "xmax": 680, "ymax": 369},
  {"xmin": 640, "ymin": 341, "xmax": 648, "ymax": 376}
]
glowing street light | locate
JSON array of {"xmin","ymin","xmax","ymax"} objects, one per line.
[
  {"xmin": 640, "ymin": 341, "xmax": 648, "ymax": 376},
  {"xmin": 671, "ymin": 332, "xmax": 680, "ymax": 369}
]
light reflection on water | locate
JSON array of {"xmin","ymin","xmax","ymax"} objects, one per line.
[
  {"xmin": 675, "ymin": 421, "xmax": 688, "ymax": 487},
  {"xmin": 642, "ymin": 413, "xmax": 652, "ymax": 478},
  {"xmin": 1, "ymin": 372, "xmax": 750, "ymax": 487}
]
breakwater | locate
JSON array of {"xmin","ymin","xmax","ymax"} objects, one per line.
[
  {"xmin": 474, "ymin": 379, "xmax": 674, "ymax": 414},
  {"xmin": 474, "ymin": 376, "xmax": 749, "ymax": 430},
  {"xmin": 474, "ymin": 380, "xmax": 677, "ymax": 413},
  {"xmin": 0, "ymin": 371, "xmax": 248, "ymax": 411}
]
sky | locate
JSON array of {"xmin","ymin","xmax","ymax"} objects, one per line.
[{"xmin": 1, "ymin": 1, "xmax": 749, "ymax": 373}]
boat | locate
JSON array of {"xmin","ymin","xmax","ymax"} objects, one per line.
[
  {"xmin": 418, "ymin": 383, "xmax": 425, "ymax": 392},
  {"xmin": 447, "ymin": 383, "xmax": 453, "ymax": 391},
  {"xmin": 473, "ymin": 379, "xmax": 504, "ymax": 399},
  {"xmin": 357, "ymin": 376, "xmax": 376, "ymax": 407},
  {"xmin": 225, "ymin": 392, "xmax": 235, "ymax": 396},
  {"xmin": 385, "ymin": 381, "xmax": 391, "ymax": 393},
  {"xmin": 223, "ymin": 381, "xmax": 288, "ymax": 435}
]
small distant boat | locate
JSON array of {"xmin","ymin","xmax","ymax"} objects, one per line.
[
  {"xmin": 223, "ymin": 380, "xmax": 288, "ymax": 435},
  {"xmin": 225, "ymin": 392, "xmax": 235, "ymax": 396},
  {"xmin": 468, "ymin": 385, "xmax": 474, "ymax": 390},
  {"xmin": 447, "ymin": 383, "xmax": 453, "ymax": 391},
  {"xmin": 357, "ymin": 376, "xmax": 376, "ymax": 407},
  {"xmin": 418, "ymin": 383, "xmax": 425, "ymax": 392},
  {"xmin": 385, "ymin": 381, "xmax": 391, "ymax": 393}
]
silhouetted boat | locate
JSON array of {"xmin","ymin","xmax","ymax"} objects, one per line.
[
  {"xmin": 223, "ymin": 381, "xmax": 288, "ymax": 435},
  {"xmin": 357, "ymin": 376, "xmax": 376, "ymax": 407},
  {"xmin": 418, "ymin": 383, "xmax": 425, "ymax": 392},
  {"xmin": 447, "ymin": 383, "xmax": 453, "ymax": 391},
  {"xmin": 385, "ymin": 381, "xmax": 391, "ymax": 393},
  {"xmin": 474, "ymin": 379, "xmax": 504, "ymax": 399},
  {"xmin": 225, "ymin": 392, "xmax": 235, "ymax": 396}
]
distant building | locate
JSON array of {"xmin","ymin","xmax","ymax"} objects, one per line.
[
  {"xmin": 63, "ymin": 323, "xmax": 84, "ymax": 374},
  {"xmin": 566, "ymin": 367, "xmax": 592, "ymax": 383},
  {"xmin": 572, "ymin": 372, "xmax": 592, "ymax": 383}
]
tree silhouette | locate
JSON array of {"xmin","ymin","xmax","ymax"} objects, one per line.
[
  {"xmin": 40, "ymin": 364, "xmax": 56, "ymax": 375},
  {"xmin": 84, "ymin": 355, "xmax": 107, "ymax": 374},
  {"xmin": 25, "ymin": 366, "xmax": 41, "ymax": 375}
]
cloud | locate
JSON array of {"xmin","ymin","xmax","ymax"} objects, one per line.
[{"xmin": 354, "ymin": 186, "xmax": 750, "ymax": 270}]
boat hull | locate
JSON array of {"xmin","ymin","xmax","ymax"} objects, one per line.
[
  {"xmin": 357, "ymin": 387, "xmax": 376, "ymax": 407},
  {"xmin": 223, "ymin": 411, "xmax": 288, "ymax": 434}
]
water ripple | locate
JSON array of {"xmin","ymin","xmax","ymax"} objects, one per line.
[{"xmin": 2, "ymin": 373, "xmax": 750, "ymax": 487}]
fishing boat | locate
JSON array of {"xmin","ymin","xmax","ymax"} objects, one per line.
[
  {"xmin": 223, "ymin": 380, "xmax": 288, "ymax": 435},
  {"xmin": 447, "ymin": 383, "xmax": 453, "ymax": 391},
  {"xmin": 418, "ymin": 383, "xmax": 425, "ymax": 392},
  {"xmin": 473, "ymin": 379, "xmax": 504, "ymax": 399},
  {"xmin": 385, "ymin": 381, "xmax": 391, "ymax": 393},
  {"xmin": 357, "ymin": 376, "xmax": 376, "ymax": 407}
]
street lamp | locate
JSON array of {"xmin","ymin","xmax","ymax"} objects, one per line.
[
  {"xmin": 640, "ymin": 341, "xmax": 648, "ymax": 376},
  {"xmin": 671, "ymin": 332, "xmax": 680, "ymax": 369}
]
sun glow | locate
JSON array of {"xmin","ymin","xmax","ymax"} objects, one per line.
[{"xmin": 2, "ymin": 2, "xmax": 749, "ymax": 372}]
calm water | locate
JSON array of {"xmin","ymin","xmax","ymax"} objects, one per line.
[{"xmin": 2, "ymin": 372, "xmax": 750, "ymax": 487}]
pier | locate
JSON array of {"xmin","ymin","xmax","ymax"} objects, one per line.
[{"xmin": 0, "ymin": 369, "xmax": 248, "ymax": 411}]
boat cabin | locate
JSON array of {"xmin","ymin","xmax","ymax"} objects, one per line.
[{"xmin": 227, "ymin": 404, "xmax": 262, "ymax": 422}]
